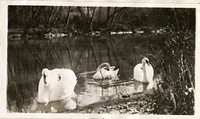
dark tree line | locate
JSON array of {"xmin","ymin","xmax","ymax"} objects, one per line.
[{"xmin": 8, "ymin": 6, "xmax": 195, "ymax": 36}]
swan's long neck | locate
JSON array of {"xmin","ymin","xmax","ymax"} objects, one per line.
[
  {"xmin": 142, "ymin": 62, "xmax": 147, "ymax": 81},
  {"xmin": 97, "ymin": 63, "xmax": 110, "ymax": 71}
]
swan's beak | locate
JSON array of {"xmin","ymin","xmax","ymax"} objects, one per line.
[
  {"xmin": 43, "ymin": 74, "xmax": 47, "ymax": 84},
  {"xmin": 146, "ymin": 61, "xmax": 150, "ymax": 66}
]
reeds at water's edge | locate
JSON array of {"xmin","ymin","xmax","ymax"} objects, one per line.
[{"xmin": 151, "ymin": 26, "xmax": 195, "ymax": 114}]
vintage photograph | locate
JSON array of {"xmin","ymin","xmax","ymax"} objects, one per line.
[{"xmin": 7, "ymin": 5, "xmax": 195, "ymax": 115}]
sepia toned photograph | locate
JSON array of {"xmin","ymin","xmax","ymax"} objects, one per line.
[{"xmin": 7, "ymin": 5, "xmax": 195, "ymax": 115}]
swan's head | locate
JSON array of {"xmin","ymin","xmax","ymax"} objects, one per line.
[
  {"xmin": 41, "ymin": 68, "xmax": 64, "ymax": 87},
  {"xmin": 96, "ymin": 62, "xmax": 111, "ymax": 71},
  {"xmin": 41, "ymin": 68, "xmax": 56, "ymax": 86},
  {"xmin": 142, "ymin": 57, "xmax": 150, "ymax": 66}
]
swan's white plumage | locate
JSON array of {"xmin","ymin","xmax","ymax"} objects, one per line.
[
  {"xmin": 133, "ymin": 57, "xmax": 154, "ymax": 90},
  {"xmin": 49, "ymin": 69, "xmax": 77, "ymax": 101},
  {"xmin": 37, "ymin": 68, "xmax": 77, "ymax": 111},
  {"xmin": 92, "ymin": 63, "xmax": 119, "ymax": 80}
]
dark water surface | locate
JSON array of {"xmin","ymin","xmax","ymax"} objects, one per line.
[{"xmin": 7, "ymin": 34, "xmax": 162, "ymax": 112}]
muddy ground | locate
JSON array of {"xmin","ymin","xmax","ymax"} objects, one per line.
[{"xmin": 64, "ymin": 90, "xmax": 161, "ymax": 114}]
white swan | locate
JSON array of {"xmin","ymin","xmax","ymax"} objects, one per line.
[
  {"xmin": 92, "ymin": 63, "xmax": 119, "ymax": 80},
  {"xmin": 133, "ymin": 57, "xmax": 154, "ymax": 90},
  {"xmin": 37, "ymin": 68, "xmax": 77, "ymax": 112}
]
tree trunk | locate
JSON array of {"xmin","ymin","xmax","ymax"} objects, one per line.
[
  {"xmin": 89, "ymin": 7, "xmax": 96, "ymax": 32},
  {"xmin": 65, "ymin": 6, "xmax": 71, "ymax": 29}
]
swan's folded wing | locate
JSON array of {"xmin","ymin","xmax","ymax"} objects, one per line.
[
  {"xmin": 49, "ymin": 69, "xmax": 77, "ymax": 101},
  {"xmin": 92, "ymin": 71, "xmax": 102, "ymax": 79},
  {"xmin": 104, "ymin": 69, "xmax": 119, "ymax": 79},
  {"xmin": 133, "ymin": 64, "xmax": 144, "ymax": 82}
]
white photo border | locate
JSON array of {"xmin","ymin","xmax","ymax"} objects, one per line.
[{"xmin": 0, "ymin": 1, "xmax": 200, "ymax": 119}]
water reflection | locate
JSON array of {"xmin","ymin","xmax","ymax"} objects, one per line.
[
  {"xmin": 75, "ymin": 77, "xmax": 148, "ymax": 107},
  {"xmin": 7, "ymin": 34, "xmax": 160, "ymax": 112}
]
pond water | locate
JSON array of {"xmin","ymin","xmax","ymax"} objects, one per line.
[{"xmin": 7, "ymin": 34, "xmax": 162, "ymax": 112}]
